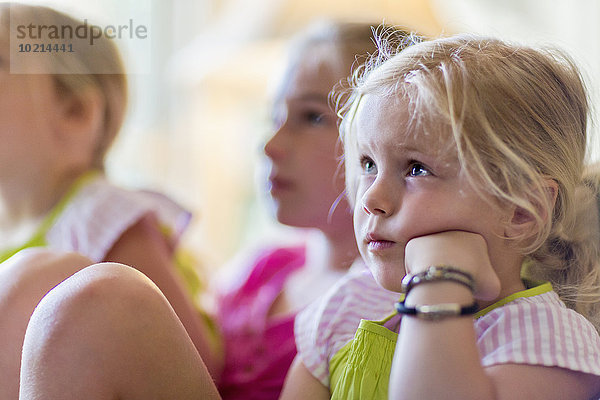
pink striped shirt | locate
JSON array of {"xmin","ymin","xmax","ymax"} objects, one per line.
[
  {"xmin": 295, "ymin": 272, "xmax": 600, "ymax": 387},
  {"xmin": 476, "ymin": 285, "xmax": 600, "ymax": 374}
]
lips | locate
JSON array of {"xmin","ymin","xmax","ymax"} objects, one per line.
[
  {"xmin": 365, "ymin": 232, "xmax": 396, "ymax": 251},
  {"xmin": 268, "ymin": 176, "xmax": 294, "ymax": 193}
]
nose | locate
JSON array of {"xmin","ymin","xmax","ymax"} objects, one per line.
[
  {"xmin": 264, "ymin": 122, "xmax": 288, "ymax": 161},
  {"xmin": 361, "ymin": 176, "xmax": 397, "ymax": 217}
]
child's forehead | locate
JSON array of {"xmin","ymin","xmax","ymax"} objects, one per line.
[
  {"xmin": 355, "ymin": 94, "xmax": 417, "ymax": 139},
  {"xmin": 274, "ymin": 45, "xmax": 343, "ymax": 105},
  {"xmin": 354, "ymin": 93, "xmax": 455, "ymax": 154},
  {"xmin": 293, "ymin": 46, "xmax": 342, "ymax": 83}
]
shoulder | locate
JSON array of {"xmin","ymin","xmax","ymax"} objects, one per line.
[
  {"xmin": 73, "ymin": 176, "xmax": 191, "ymax": 235},
  {"xmin": 477, "ymin": 290, "xmax": 600, "ymax": 376},
  {"xmin": 47, "ymin": 176, "xmax": 191, "ymax": 262},
  {"xmin": 295, "ymin": 264, "xmax": 399, "ymax": 387}
]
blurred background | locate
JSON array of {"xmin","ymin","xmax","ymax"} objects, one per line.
[{"xmin": 20, "ymin": 0, "xmax": 600, "ymax": 270}]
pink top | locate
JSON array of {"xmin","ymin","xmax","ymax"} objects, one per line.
[
  {"xmin": 215, "ymin": 246, "xmax": 306, "ymax": 400},
  {"xmin": 476, "ymin": 286, "xmax": 600, "ymax": 373}
]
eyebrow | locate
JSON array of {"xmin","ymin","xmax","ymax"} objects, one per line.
[
  {"xmin": 286, "ymin": 93, "xmax": 329, "ymax": 104},
  {"xmin": 392, "ymin": 142, "xmax": 425, "ymax": 153},
  {"xmin": 356, "ymin": 133, "xmax": 437, "ymax": 161},
  {"xmin": 271, "ymin": 93, "xmax": 330, "ymax": 116}
]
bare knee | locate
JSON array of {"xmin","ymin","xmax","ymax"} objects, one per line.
[
  {"xmin": 23, "ymin": 262, "xmax": 174, "ymax": 358},
  {"xmin": 20, "ymin": 263, "xmax": 214, "ymax": 399},
  {"xmin": 0, "ymin": 248, "xmax": 94, "ymax": 343},
  {"xmin": 27, "ymin": 262, "xmax": 166, "ymax": 333},
  {"xmin": 20, "ymin": 263, "xmax": 173, "ymax": 396}
]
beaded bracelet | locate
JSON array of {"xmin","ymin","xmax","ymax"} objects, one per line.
[
  {"xmin": 395, "ymin": 300, "xmax": 478, "ymax": 321},
  {"xmin": 401, "ymin": 265, "xmax": 475, "ymax": 296}
]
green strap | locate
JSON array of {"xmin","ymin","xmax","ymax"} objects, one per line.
[
  {"xmin": 475, "ymin": 282, "xmax": 553, "ymax": 318},
  {"xmin": 0, "ymin": 171, "xmax": 100, "ymax": 262}
]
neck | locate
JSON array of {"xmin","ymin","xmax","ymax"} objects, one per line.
[
  {"xmin": 305, "ymin": 226, "xmax": 360, "ymax": 273},
  {"xmin": 479, "ymin": 251, "xmax": 527, "ymax": 310},
  {"xmin": 0, "ymin": 168, "xmax": 84, "ymax": 232}
]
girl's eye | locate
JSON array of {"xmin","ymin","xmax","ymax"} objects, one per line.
[
  {"xmin": 408, "ymin": 162, "xmax": 430, "ymax": 177},
  {"xmin": 304, "ymin": 111, "xmax": 325, "ymax": 126},
  {"xmin": 360, "ymin": 156, "xmax": 377, "ymax": 174}
]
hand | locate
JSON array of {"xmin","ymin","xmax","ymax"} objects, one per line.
[{"xmin": 404, "ymin": 231, "xmax": 501, "ymax": 301}]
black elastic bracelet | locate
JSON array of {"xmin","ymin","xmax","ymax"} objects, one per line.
[
  {"xmin": 395, "ymin": 299, "xmax": 478, "ymax": 321},
  {"xmin": 401, "ymin": 266, "xmax": 475, "ymax": 296}
]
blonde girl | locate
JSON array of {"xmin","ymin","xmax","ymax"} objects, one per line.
[{"xmin": 283, "ymin": 33, "xmax": 600, "ymax": 399}]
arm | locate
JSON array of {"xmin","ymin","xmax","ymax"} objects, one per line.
[
  {"xmin": 389, "ymin": 231, "xmax": 600, "ymax": 400},
  {"xmin": 488, "ymin": 364, "xmax": 600, "ymax": 400},
  {"xmin": 104, "ymin": 213, "xmax": 223, "ymax": 379},
  {"xmin": 279, "ymin": 357, "xmax": 330, "ymax": 400},
  {"xmin": 391, "ymin": 310, "xmax": 600, "ymax": 400}
]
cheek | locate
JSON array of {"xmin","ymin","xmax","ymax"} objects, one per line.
[
  {"xmin": 396, "ymin": 196, "xmax": 437, "ymax": 226},
  {"xmin": 352, "ymin": 184, "xmax": 365, "ymax": 217},
  {"xmin": 307, "ymin": 157, "xmax": 345, "ymax": 194},
  {"xmin": 353, "ymin": 206, "xmax": 367, "ymax": 244},
  {"xmin": 300, "ymin": 143, "xmax": 338, "ymax": 174}
]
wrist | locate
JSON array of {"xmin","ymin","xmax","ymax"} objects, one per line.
[
  {"xmin": 394, "ymin": 301, "xmax": 479, "ymax": 321},
  {"xmin": 397, "ymin": 265, "xmax": 478, "ymax": 321},
  {"xmin": 405, "ymin": 280, "xmax": 474, "ymax": 307},
  {"xmin": 402, "ymin": 265, "xmax": 475, "ymax": 297}
]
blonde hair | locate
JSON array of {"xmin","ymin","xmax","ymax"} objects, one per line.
[
  {"xmin": 0, "ymin": 3, "xmax": 127, "ymax": 170},
  {"xmin": 339, "ymin": 33, "xmax": 600, "ymax": 330}
]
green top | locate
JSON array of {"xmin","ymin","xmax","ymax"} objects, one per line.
[{"xmin": 328, "ymin": 282, "xmax": 553, "ymax": 399}]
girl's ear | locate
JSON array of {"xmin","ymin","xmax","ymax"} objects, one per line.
[
  {"xmin": 56, "ymin": 88, "xmax": 104, "ymax": 141},
  {"xmin": 51, "ymin": 85, "xmax": 105, "ymax": 169},
  {"xmin": 505, "ymin": 178, "xmax": 559, "ymax": 239}
]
